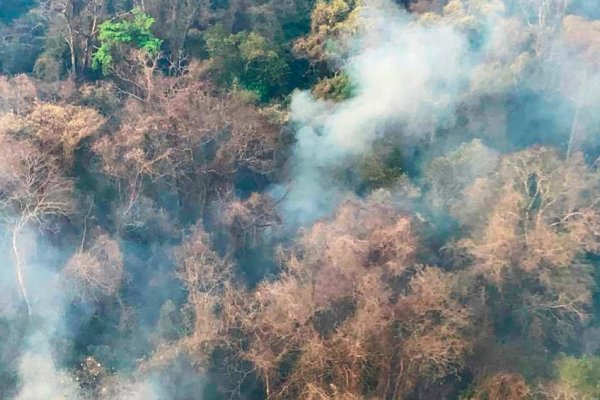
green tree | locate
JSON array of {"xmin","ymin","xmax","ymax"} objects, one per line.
[
  {"xmin": 92, "ymin": 8, "xmax": 162, "ymax": 75},
  {"xmin": 204, "ymin": 26, "xmax": 289, "ymax": 101},
  {"xmin": 312, "ymin": 72, "xmax": 354, "ymax": 101},
  {"xmin": 555, "ymin": 356, "xmax": 600, "ymax": 398}
]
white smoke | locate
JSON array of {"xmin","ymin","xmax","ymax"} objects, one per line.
[
  {"xmin": 281, "ymin": 0, "xmax": 471, "ymax": 225},
  {"xmin": 15, "ymin": 353, "xmax": 80, "ymax": 400},
  {"xmin": 1, "ymin": 229, "xmax": 165, "ymax": 400},
  {"xmin": 280, "ymin": 0, "xmax": 600, "ymax": 226}
]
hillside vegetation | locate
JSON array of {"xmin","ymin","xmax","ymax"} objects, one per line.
[{"xmin": 2, "ymin": 0, "xmax": 600, "ymax": 399}]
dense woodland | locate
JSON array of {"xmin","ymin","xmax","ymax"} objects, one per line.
[{"xmin": 2, "ymin": 0, "xmax": 600, "ymax": 399}]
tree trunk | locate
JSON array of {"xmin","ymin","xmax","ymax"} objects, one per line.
[
  {"xmin": 566, "ymin": 106, "xmax": 581, "ymax": 160},
  {"xmin": 12, "ymin": 226, "xmax": 31, "ymax": 316},
  {"xmin": 83, "ymin": 17, "xmax": 98, "ymax": 72},
  {"xmin": 567, "ymin": 66, "xmax": 588, "ymax": 160}
]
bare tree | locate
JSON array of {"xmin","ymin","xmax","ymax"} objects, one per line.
[
  {"xmin": 63, "ymin": 233, "xmax": 124, "ymax": 301},
  {"xmin": 0, "ymin": 135, "xmax": 73, "ymax": 315},
  {"xmin": 39, "ymin": 0, "xmax": 108, "ymax": 77},
  {"xmin": 144, "ymin": 0, "xmax": 200, "ymax": 64},
  {"xmin": 0, "ymin": 74, "xmax": 37, "ymax": 115},
  {"xmin": 143, "ymin": 225, "xmax": 233, "ymax": 369}
]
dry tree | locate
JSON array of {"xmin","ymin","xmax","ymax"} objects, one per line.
[
  {"xmin": 0, "ymin": 134, "xmax": 73, "ymax": 315},
  {"xmin": 451, "ymin": 147, "xmax": 600, "ymax": 348},
  {"xmin": 218, "ymin": 194, "xmax": 471, "ymax": 399},
  {"xmin": 63, "ymin": 234, "xmax": 124, "ymax": 301}
]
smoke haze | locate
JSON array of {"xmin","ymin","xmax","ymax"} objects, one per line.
[
  {"xmin": 3, "ymin": 0, "xmax": 600, "ymax": 398},
  {"xmin": 281, "ymin": 0, "xmax": 600, "ymax": 226}
]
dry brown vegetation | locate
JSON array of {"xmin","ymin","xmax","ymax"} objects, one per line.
[
  {"xmin": 2, "ymin": 1, "xmax": 600, "ymax": 399},
  {"xmin": 205, "ymin": 197, "xmax": 472, "ymax": 399}
]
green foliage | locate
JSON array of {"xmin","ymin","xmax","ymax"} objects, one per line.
[
  {"xmin": 92, "ymin": 8, "xmax": 163, "ymax": 74},
  {"xmin": 312, "ymin": 72, "xmax": 355, "ymax": 101},
  {"xmin": 204, "ymin": 26, "xmax": 289, "ymax": 101},
  {"xmin": 556, "ymin": 356, "xmax": 600, "ymax": 397},
  {"xmin": 294, "ymin": 0, "xmax": 358, "ymax": 66}
]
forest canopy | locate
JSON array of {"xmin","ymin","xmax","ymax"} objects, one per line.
[{"xmin": 2, "ymin": 0, "xmax": 600, "ymax": 399}]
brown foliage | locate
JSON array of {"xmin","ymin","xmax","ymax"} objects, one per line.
[
  {"xmin": 0, "ymin": 101, "xmax": 105, "ymax": 170},
  {"xmin": 452, "ymin": 147, "xmax": 600, "ymax": 345},
  {"xmin": 92, "ymin": 79, "xmax": 280, "ymax": 207},
  {"xmin": 218, "ymin": 194, "xmax": 471, "ymax": 399},
  {"xmin": 467, "ymin": 372, "xmax": 531, "ymax": 400},
  {"xmin": 297, "ymin": 197, "xmax": 416, "ymax": 307},
  {"xmin": 27, "ymin": 103, "xmax": 105, "ymax": 167},
  {"xmin": 456, "ymin": 148, "xmax": 600, "ymax": 278},
  {"xmin": 64, "ymin": 234, "xmax": 124, "ymax": 301},
  {"xmin": 174, "ymin": 226, "xmax": 232, "ymax": 366},
  {"xmin": 0, "ymin": 75, "xmax": 37, "ymax": 115},
  {"xmin": 0, "ymin": 134, "xmax": 73, "ymax": 229},
  {"xmin": 222, "ymin": 192, "xmax": 281, "ymax": 249}
]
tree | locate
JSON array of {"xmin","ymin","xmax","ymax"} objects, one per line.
[
  {"xmin": 91, "ymin": 76, "xmax": 280, "ymax": 218},
  {"xmin": 293, "ymin": 0, "xmax": 358, "ymax": 67},
  {"xmin": 24, "ymin": 102, "xmax": 105, "ymax": 169},
  {"xmin": 63, "ymin": 233, "xmax": 124, "ymax": 301},
  {"xmin": 142, "ymin": 0, "xmax": 200, "ymax": 66},
  {"xmin": 424, "ymin": 139, "xmax": 499, "ymax": 214},
  {"xmin": 0, "ymin": 101, "xmax": 105, "ymax": 172},
  {"xmin": 89, "ymin": 7, "xmax": 163, "ymax": 99},
  {"xmin": 439, "ymin": 0, "xmax": 506, "ymax": 31},
  {"xmin": 517, "ymin": 0, "xmax": 570, "ymax": 57},
  {"xmin": 452, "ymin": 148, "xmax": 600, "ymax": 347},
  {"xmin": 92, "ymin": 7, "xmax": 162, "ymax": 75},
  {"xmin": 220, "ymin": 194, "xmax": 471, "ymax": 399},
  {"xmin": 0, "ymin": 0, "xmax": 35, "ymax": 23},
  {"xmin": 40, "ymin": 0, "xmax": 109, "ymax": 78},
  {"xmin": 0, "ymin": 74, "xmax": 37, "ymax": 115},
  {"xmin": 0, "ymin": 11, "xmax": 47, "ymax": 75},
  {"xmin": 549, "ymin": 356, "xmax": 600, "ymax": 399},
  {"xmin": 312, "ymin": 72, "xmax": 354, "ymax": 101},
  {"xmin": 204, "ymin": 26, "xmax": 290, "ymax": 101},
  {"xmin": 461, "ymin": 372, "xmax": 531, "ymax": 400},
  {"xmin": 222, "ymin": 192, "xmax": 281, "ymax": 250},
  {"xmin": 174, "ymin": 226, "xmax": 232, "ymax": 365},
  {"xmin": 0, "ymin": 134, "xmax": 73, "ymax": 315}
]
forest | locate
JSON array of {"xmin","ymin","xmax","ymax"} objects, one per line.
[{"xmin": 2, "ymin": 0, "xmax": 600, "ymax": 398}]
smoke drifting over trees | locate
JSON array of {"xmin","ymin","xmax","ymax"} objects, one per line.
[{"xmin": 2, "ymin": 0, "xmax": 600, "ymax": 399}]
